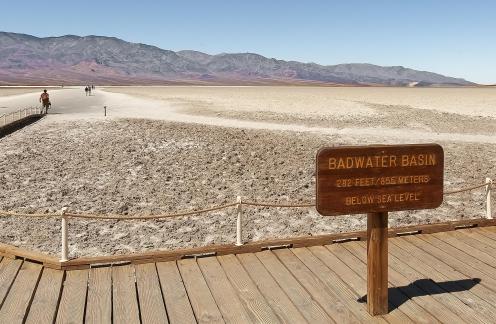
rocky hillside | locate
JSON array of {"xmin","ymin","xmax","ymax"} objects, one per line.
[{"xmin": 0, "ymin": 32, "xmax": 474, "ymax": 86}]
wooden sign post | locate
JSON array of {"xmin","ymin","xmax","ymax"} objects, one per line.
[
  {"xmin": 367, "ymin": 211, "xmax": 388, "ymax": 314},
  {"xmin": 316, "ymin": 144, "xmax": 444, "ymax": 315}
]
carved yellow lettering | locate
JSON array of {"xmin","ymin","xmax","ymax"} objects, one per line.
[
  {"xmin": 428, "ymin": 154, "xmax": 436, "ymax": 165},
  {"xmin": 418, "ymin": 154, "xmax": 425, "ymax": 165},
  {"xmin": 410, "ymin": 155, "xmax": 417, "ymax": 166},
  {"xmin": 390, "ymin": 155, "xmax": 397, "ymax": 167},
  {"xmin": 355, "ymin": 156, "xmax": 365, "ymax": 168},
  {"xmin": 346, "ymin": 157, "xmax": 354, "ymax": 168},
  {"xmin": 329, "ymin": 158, "xmax": 336, "ymax": 169},
  {"xmin": 381, "ymin": 156, "xmax": 388, "ymax": 167}
]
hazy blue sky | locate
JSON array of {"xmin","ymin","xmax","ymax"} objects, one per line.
[{"xmin": 3, "ymin": 1, "xmax": 495, "ymax": 83}]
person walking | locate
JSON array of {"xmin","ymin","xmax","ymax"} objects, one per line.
[
  {"xmin": 88, "ymin": 85, "xmax": 92, "ymax": 96},
  {"xmin": 85, "ymin": 86, "xmax": 89, "ymax": 96},
  {"xmin": 39, "ymin": 89, "xmax": 51, "ymax": 114}
]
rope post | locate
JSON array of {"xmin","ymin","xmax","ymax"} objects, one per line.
[
  {"xmin": 60, "ymin": 207, "xmax": 69, "ymax": 262},
  {"xmin": 486, "ymin": 178, "xmax": 493, "ymax": 219},
  {"xmin": 236, "ymin": 196, "xmax": 243, "ymax": 246}
]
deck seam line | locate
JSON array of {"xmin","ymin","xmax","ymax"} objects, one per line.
[
  {"xmin": 0, "ymin": 259, "xmax": 24, "ymax": 310},
  {"xmin": 417, "ymin": 235, "xmax": 496, "ymax": 277},
  {"xmin": 404, "ymin": 235, "xmax": 496, "ymax": 293},
  {"xmin": 236, "ymin": 253, "xmax": 309, "ymax": 323},
  {"xmin": 331, "ymin": 243, "xmax": 439, "ymax": 323}
]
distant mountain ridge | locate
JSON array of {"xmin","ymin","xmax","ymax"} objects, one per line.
[{"xmin": 0, "ymin": 32, "xmax": 475, "ymax": 86}]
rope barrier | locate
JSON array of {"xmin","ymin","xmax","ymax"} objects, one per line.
[
  {"xmin": 242, "ymin": 201, "xmax": 316, "ymax": 208},
  {"xmin": 65, "ymin": 202, "xmax": 238, "ymax": 220},
  {"xmin": 0, "ymin": 179, "xmax": 491, "ymax": 220},
  {"xmin": 444, "ymin": 182, "xmax": 489, "ymax": 195},
  {"xmin": 0, "ymin": 210, "xmax": 60, "ymax": 218}
]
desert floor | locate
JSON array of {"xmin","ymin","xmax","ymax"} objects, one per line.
[{"xmin": 0, "ymin": 86, "xmax": 495, "ymax": 257}]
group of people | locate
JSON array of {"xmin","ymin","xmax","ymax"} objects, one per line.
[{"xmin": 85, "ymin": 85, "xmax": 95, "ymax": 96}]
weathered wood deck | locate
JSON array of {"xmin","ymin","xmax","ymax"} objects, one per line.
[{"xmin": 1, "ymin": 226, "xmax": 496, "ymax": 323}]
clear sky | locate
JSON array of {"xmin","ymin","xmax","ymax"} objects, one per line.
[{"xmin": 3, "ymin": 1, "xmax": 495, "ymax": 84}]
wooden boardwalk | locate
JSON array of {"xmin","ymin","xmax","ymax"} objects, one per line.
[{"xmin": 1, "ymin": 226, "xmax": 496, "ymax": 323}]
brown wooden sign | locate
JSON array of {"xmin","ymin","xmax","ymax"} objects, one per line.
[{"xmin": 316, "ymin": 144, "xmax": 444, "ymax": 216}]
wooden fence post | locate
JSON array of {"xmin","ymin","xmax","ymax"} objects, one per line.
[
  {"xmin": 60, "ymin": 207, "xmax": 69, "ymax": 262},
  {"xmin": 487, "ymin": 178, "xmax": 493, "ymax": 219},
  {"xmin": 236, "ymin": 196, "xmax": 243, "ymax": 246}
]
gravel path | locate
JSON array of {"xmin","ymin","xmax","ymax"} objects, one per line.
[{"xmin": 1, "ymin": 117, "xmax": 494, "ymax": 257}]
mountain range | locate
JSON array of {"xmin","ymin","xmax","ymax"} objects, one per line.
[{"xmin": 0, "ymin": 32, "xmax": 474, "ymax": 86}]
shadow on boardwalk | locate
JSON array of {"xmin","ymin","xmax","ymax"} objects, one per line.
[{"xmin": 359, "ymin": 278, "xmax": 481, "ymax": 310}]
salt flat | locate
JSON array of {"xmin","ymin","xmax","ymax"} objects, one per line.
[
  {"xmin": 104, "ymin": 86, "xmax": 496, "ymax": 117},
  {"xmin": 0, "ymin": 86, "xmax": 494, "ymax": 257}
]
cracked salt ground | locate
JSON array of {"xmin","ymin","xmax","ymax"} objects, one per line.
[{"xmin": 0, "ymin": 118, "xmax": 494, "ymax": 257}]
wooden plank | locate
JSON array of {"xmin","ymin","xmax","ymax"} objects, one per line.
[
  {"xmin": 309, "ymin": 246, "xmax": 368, "ymax": 295},
  {"xmin": 0, "ymin": 243, "xmax": 60, "ymax": 267},
  {"xmin": 394, "ymin": 236, "xmax": 496, "ymax": 307},
  {"xmin": 25, "ymin": 268, "xmax": 64, "ymax": 324},
  {"xmin": 342, "ymin": 241, "xmax": 465, "ymax": 323},
  {"xmin": 273, "ymin": 248, "xmax": 363, "ymax": 323},
  {"xmin": 55, "ymin": 269, "xmax": 88, "ymax": 324},
  {"xmin": 438, "ymin": 231, "xmax": 496, "ymax": 267},
  {"xmin": 112, "ymin": 265, "xmax": 140, "ymax": 324},
  {"xmin": 135, "ymin": 263, "xmax": 169, "ymax": 324},
  {"xmin": 237, "ymin": 253, "xmax": 308, "ymax": 324},
  {"xmin": 197, "ymin": 257, "xmax": 252, "ymax": 323},
  {"xmin": 59, "ymin": 219, "xmax": 496, "ymax": 269},
  {"xmin": 255, "ymin": 250, "xmax": 332, "ymax": 323},
  {"xmin": 319, "ymin": 244, "xmax": 438, "ymax": 324},
  {"xmin": 156, "ymin": 261, "xmax": 196, "ymax": 324},
  {"xmin": 419, "ymin": 234, "xmax": 496, "ymax": 279},
  {"xmin": 405, "ymin": 235, "xmax": 496, "ymax": 292},
  {"xmin": 0, "ymin": 262, "xmax": 42, "ymax": 323},
  {"xmin": 357, "ymin": 240, "xmax": 491, "ymax": 323},
  {"xmin": 389, "ymin": 237, "xmax": 496, "ymax": 320},
  {"xmin": 478, "ymin": 227, "xmax": 496, "ymax": 240},
  {"xmin": 464, "ymin": 228, "xmax": 496, "ymax": 248},
  {"xmin": 85, "ymin": 267, "xmax": 112, "ymax": 324},
  {"xmin": 217, "ymin": 254, "xmax": 281, "ymax": 324},
  {"xmin": 177, "ymin": 258, "xmax": 224, "ymax": 324},
  {"xmin": 481, "ymin": 226, "xmax": 496, "ymax": 233},
  {"xmin": 292, "ymin": 247, "xmax": 406, "ymax": 324},
  {"xmin": 0, "ymin": 258, "xmax": 23, "ymax": 307}
]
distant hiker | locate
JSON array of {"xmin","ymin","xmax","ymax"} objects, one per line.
[
  {"xmin": 85, "ymin": 86, "xmax": 89, "ymax": 96},
  {"xmin": 88, "ymin": 85, "xmax": 92, "ymax": 96},
  {"xmin": 39, "ymin": 89, "xmax": 51, "ymax": 113},
  {"xmin": 91, "ymin": 84, "xmax": 95, "ymax": 90}
]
